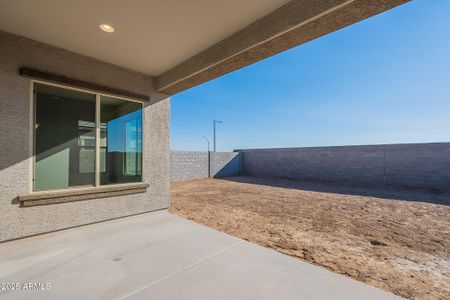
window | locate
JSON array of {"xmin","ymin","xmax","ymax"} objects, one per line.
[
  {"xmin": 33, "ymin": 83, "xmax": 143, "ymax": 191},
  {"xmin": 100, "ymin": 96, "xmax": 143, "ymax": 185}
]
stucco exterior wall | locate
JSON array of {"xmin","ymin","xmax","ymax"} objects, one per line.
[{"xmin": 0, "ymin": 30, "xmax": 170, "ymax": 242}]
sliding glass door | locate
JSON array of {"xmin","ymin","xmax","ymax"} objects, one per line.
[
  {"xmin": 34, "ymin": 84, "xmax": 96, "ymax": 190},
  {"xmin": 100, "ymin": 96, "xmax": 143, "ymax": 185},
  {"xmin": 33, "ymin": 83, "xmax": 143, "ymax": 191}
]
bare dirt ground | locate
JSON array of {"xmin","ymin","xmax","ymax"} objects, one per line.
[{"xmin": 170, "ymin": 176, "xmax": 450, "ymax": 300}]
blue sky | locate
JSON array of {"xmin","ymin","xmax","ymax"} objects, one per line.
[{"xmin": 171, "ymin": 0, "xmax": 450, "ymax": 152}]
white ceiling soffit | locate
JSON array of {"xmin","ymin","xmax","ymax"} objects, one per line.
[{"xmin": 0, "ymin": 0, "xmax": 291, "ymax": 76}]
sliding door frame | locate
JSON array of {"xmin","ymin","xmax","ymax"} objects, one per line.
[{"xmin": 30, "ymin": 79, "xmax": 144, "ymax": 193}]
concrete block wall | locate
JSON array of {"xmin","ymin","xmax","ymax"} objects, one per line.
[
  {"xmin": 170, "ymin": 151, "xmax": 209, "ymax": 182},
  {"xmin": 384, "ymin": 143, "xmax": 450, "ymax": 189},
  {"xmin": 239, "ymin": 142, "xmax": 450, "ymax": 191},
  {"xmin": 171, "ymin": 151, "xmax": 242, "ymax": 182},
  {"xmin": 211, "ymin": 152, "xmax": 243, "ymax": 177}
]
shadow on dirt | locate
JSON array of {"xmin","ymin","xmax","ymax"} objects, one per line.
[{"xmin": 219, "ymin": 175, "xmax": 450, "ymax": 206}]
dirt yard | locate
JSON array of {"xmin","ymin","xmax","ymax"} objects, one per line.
[{"xmin": 170, "ymin": 176, "xmax": 450, "ymax": 300}]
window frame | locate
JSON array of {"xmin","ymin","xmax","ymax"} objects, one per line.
[{"xmin": 30, "ymin": 80, "xmax": 145, "ymax": 193}]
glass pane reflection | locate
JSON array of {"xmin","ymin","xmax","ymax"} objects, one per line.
[
  {"xmin": 34, "ymin": 84, "xmax": 96, "ymax": 190},
  {"xmin": 100, "ymin": 96, "xmax": 142, "ymax": 185}
]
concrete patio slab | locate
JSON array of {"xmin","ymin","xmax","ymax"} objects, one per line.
[{"xmin": 0, "ymin": 211, "xmax": 401, "ymax": 300}]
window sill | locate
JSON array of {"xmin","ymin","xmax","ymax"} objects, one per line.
[{"xmin": 18, "ymin": 183, "xmax": 149, "ymax": 207}]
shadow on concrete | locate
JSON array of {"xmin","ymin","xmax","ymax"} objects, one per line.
[{"xmin": 219, "ymin": 175, "xmax": 450, "ymax": 206}]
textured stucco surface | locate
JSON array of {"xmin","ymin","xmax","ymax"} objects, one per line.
[
  {"xmin": 170, "ymin": 151, "xmax": 242, "ymax": 182},
  {"xmin": 0, "ymin": 30, "xmax": 170, "ymax": 242},
  {"xmin": 240, "ymin": 143, "xmax": 450, "ymax": 190}
]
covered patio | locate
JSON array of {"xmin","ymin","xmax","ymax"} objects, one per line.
[
  {"xmin": 0, "ymin": 1, "xmax": 411, "ymax": 299},
  {"xmin": 0, "ymin": 211, "xmax": 400, "ymax": 299}
]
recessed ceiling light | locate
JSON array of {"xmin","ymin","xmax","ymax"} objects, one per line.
[{"xmin": 99, "ymin": 24, "xmax": 115, "ymax": 33}]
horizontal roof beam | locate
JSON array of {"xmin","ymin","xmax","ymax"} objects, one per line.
[{"xmin": 156, "ymin": 0, "xmax": 410, "ymax": 95}]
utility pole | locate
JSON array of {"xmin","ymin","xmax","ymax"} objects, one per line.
[
  {"xmin": 213, "ymin": 120, "xmax": 222, "ymax": 152},
  {"xmin": 203, "ymin": 136, "xmax": 211, "ymax": 178}
]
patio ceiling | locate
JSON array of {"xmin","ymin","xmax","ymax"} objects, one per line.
[{"xmin": 0, "ymin": 0, "xmax": 410, "ymax": 95}]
